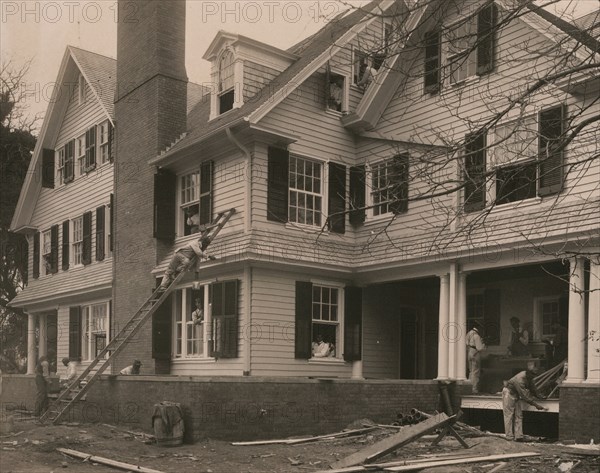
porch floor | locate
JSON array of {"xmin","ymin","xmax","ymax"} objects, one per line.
[{"xmin": 461, "ymin": 394, "xmax": 559, "ymax": 413}]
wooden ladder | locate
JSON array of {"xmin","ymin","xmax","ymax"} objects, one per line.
[{"xmin": 40, "ymin": 208, "xmax": 236, "ymax": 425}]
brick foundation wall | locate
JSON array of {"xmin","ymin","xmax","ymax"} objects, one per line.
[{"xmin": 559, "ymin": 383, "xmax": 600, "ymax": 443}]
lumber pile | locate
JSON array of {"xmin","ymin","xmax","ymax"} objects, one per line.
[{"xmin": 534, "ymin": 361, "xmax": 567, "ymax": 398}]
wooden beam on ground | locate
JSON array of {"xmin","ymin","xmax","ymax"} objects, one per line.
[
  {"xmin": 231, "ymin": 426, "xmax": 377, "ymax": 446},
  {"xmin": 329, "ymin": 413, "xmax": 454, "ymax": 470},
  {"xmin": 57, "ymin": 448, "xmax": 165, "ymax": 473},
  {"xmin": 383, "ymin": 452, "xmax": 540, "ymax": 471}
]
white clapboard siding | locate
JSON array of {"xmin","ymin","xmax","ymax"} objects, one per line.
[{"xmin": 243, "ymin": 61, "xmax": 280, "ymax": 103}]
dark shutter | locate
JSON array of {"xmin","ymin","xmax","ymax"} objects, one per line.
[
  {"xmin": 477, "ymin": 2, "xmax": 498, "ymax": 76},
  {"xmin": 64, "ymin": 140, "xmax": 75, "ymax": 183},
  {"xmin": 328, "ymin": 162, "xmax": 346, "ymax": 234},
  {"xmin": 109, "ymin": 193, "xmax": 114, "ymax": 251},
  {"xmin": 33, "ymin": 232, "xmax": 40, "ymax": 279},
  {"xmin": 538, "ymin": 105, "xmax": 566, "ymax": 197},
  {"xmin": 69, "ymin": 306, "xmax": 82, "ymax": 361},
  {"xmin": 389, "ymin": 153, "xmax": 409, "ymax": 214},
  {"xmin": 108, "ymin": 122, "xmax": 115, "ymax": 162},
  {"xmin": 82, "ymin": 211, "xmax": 92, "ymax": 265},
  {"xmin": 153, "ymin": 170, "xmax": 177, "ymax": 240},
  {"xmin": 483, "ymin": 288, "xmax": 501, "ymax": 345},
  {"xmin": 62, "ymin": 220, "xmax": 70, "ymax": 270},
  {"xmin": 199, "ymin": 160, "xmax": 213, "ymax": 225},
  {"xmin": 96, "ymin": 206, "xmax": 105, "ymax": 261},
  {"xmin": 344, "ymin": 286, "xmax": 362, "ymax": 361},
  {"xmin": 49, "ymin": 224, "xmax": 59, "ymax": 274},
  {"xmin": 211, "ymin": 280, "xmax": 239, "ymax": 359},
  {"xmin": 42, "ymin": 149, "xmax": 55, "ymax": 188},
  {"xmin": 424, "ymin": 29, "xmax": 441, "ymax": 94},
  {"xmin": 295, "ymin": 281, "xmax": 313, "ymax": 359},
  {"xmin": 349, "ymin": 165, "xmax": 366, "ymax": 226},
  {"xmin": 152, "ymin": 294, "xmax": 172, "ymax": 361},
  {"xmin": 85, "ymin": 126, "xmax": 96, "ymax": 171},
  {"xmin": 464, "ymin": 132, "xmax": 487, "ymax": 212},
  {"xmin": 267, "ymin": 146, "xmax": 289, "ymax": 223}
]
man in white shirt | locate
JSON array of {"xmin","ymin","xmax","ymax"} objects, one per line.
[
  {"xmin": 120, "ymin": 360, "xmax": 142, "ymax": 375},
  {"xmin": 158, "ymin": 236, "xmax": 215, "ymax": 291},
  {"xmin": 313, "ymin": 334, "xmax": 332, "ymax": 358},
  {"xmin": 60, "ymin": 357, "xmax": 78, "ymax": 388},
  {"xmin": 466, "ymin": 323, "xmax": 486, "ymax": 394}
]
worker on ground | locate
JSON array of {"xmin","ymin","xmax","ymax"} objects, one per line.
[
  {"xmin": 34, "ymin": 349, "xmax": 55, "ymax": 417},
  {"xmin": 502, "ymin": 363, "xmax": 548, "ymax": 441},
  {"xmin": 158, "ymin": 236, "xmax": 215, "ymax": 292},
  {"xmin": 60, "ymin": 357, "xmax": 78, "ymax": 388},
  {"xmin": 466, "ymin": 321, "xmax": 486, "ymax": 394},
  {"xmin": 120, "ymin": 360, "xmax": 142, "ymax": 375}
]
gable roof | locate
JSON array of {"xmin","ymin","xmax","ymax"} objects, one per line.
[{"xmin": 153, "ymin": 0, "xmax": 395, "ymax": 161}]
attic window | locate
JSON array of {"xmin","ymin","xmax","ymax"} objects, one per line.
[
  {"xmin": 218, "ymin": 50, "xmax": 235, "ymax": 114},
  {"xmin": 326, "ymin": 71, "xmax": 348, "ymax": 113},
  {"xmin": 78, "ymin": 74, "xmax": 86, "ymax": 105}
]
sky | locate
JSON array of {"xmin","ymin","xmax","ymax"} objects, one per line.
[{"xmin": 1, "ymin": 0, "xmax": 598, "ymax": 128}]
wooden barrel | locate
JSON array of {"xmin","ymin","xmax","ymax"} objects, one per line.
[{"xmin": 152, "ymin": 402, "xmax": 184, "ymax": 447}]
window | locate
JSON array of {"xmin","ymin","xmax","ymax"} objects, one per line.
[
  {"xmin": 64, "ymin": 140, "xmax": 75, "ymax": 183},
  {"xmin": 78, "ymin": 74, "xmax": 86, "ymax": 105},
  {"xmin": 533, "ymin": 296, "xmax": 567, "ymax": 341},
  {"xmin": 57, "ymin": 147, "xmax": 66, "ymax": 185},
  {"xmin": 178, "ymin": 163, "xmax": 212, "ymax": 236},
  {"xmin": 448, "ymin": 15, "xmax": 477, "ymax": 85},
  {"xmin": 42, "ymin": 229, "xmax": 52, "ymax": 274},
  {"xmin": 370, "ymin": 160, "xmax": 394, "ymax": 216},
  {"xmin": 467, "ymin": 292, "xmax": 485, "ymax": 331},
  {"xmin": 311, "ymin": 285, "xmax": 340, "ymax": 358},
  {"xmin": 326, "ymin": 70, "xmax": 347, "ymax": 112},
  {"xmin": 218, "ymin": 50, "xmax": 235, "ymax": 114},
  {"xmin": 493, "ymin": 116, "xmax": 538, "ymax": 167},
  {"xmin": 76, "ymin": 134, "xmax": 86, "ymax": 176},
  {"xmin": 353, "ymin": 49, "xmax": 370, "ymax": 86},
  {"xmin": 495, "ymin": 162, "xmax": 537, "ymax": 204},
  {"xmin": 72, "ymin": 216, "xmax": 83, "ymax": 266},
  {"xmin": 463, "ymin": 132, "xmax": 487, "ymax": 212},
  {"xmin": 369, "ymin": 155, "xmax": 409, "ymax": 217},
  {"xmin": 174, "ymin": 287, "xmax": 207, "ymax": 358},
  {"xmin": 289, "ymin": 156, "xmax": 323, "ymax": 226},
  {"xmin": 424, "ymin": 29, "xmax": 441, "ymax": 94},
  {"xmin": 81, "ymin": 302, "xmax": 110, "ymax": 361},
  {"xmin": 540, "ymin": 299, "xmax": 560, "ymax": 338},
  {"xmin": 98, "ymin": 121, "xmax": 110, "ymax": 164}
]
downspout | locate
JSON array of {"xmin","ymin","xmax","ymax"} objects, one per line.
[{"xmin": 226, "ymin": 128, "xmax": 252, "ymax": 376}]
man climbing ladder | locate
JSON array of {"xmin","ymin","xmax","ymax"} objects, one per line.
[{"xmin": 158, "ymin": 235, "xmax": 215, "ymax": 291}]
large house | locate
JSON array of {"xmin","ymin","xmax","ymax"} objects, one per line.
[{"xmin": 7, "ymin": 0, "xmax": 599, "ymax": 441}]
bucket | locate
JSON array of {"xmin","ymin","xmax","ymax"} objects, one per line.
[{"xmin": 152, "ymin": 402, "xmax": 184, "ymax": 447}]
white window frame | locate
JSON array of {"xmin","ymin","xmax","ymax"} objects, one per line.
[
  {"xmin": 218, "ymin": 49, "xmax": 236, "ymax": 115},
  {"xmin": 42, "ymin": 229, "xmax": 52, "ymax": 275},
  {"xmin": 81, "ymin": 301, "xmax": 110, "ymax": 362},
  {"xmin": 178, "ymin": 169, "xmax": 201, "ymax": 236},
  {"xmin": 98, "ymin": 121, "xmax": 110, "ymax": 165},
  {"xmin": 366, "ymin": 159, "xmax": 397, "ymax": 218},
  {"xmin": 352, "ymin": 48, "xmax": 370, "ymax": 86},
  {"xmin": 533, "ymin": 296, "xmax": 561, "ymax": 341},
  {"xmin": 75, "ymin": 134, "xmax": 86, "ymax": 177},
  {"xmin": 288, "ymin": 155, "xmax": 325, "ymax": 228},
  {"xmin": 72, "ymin": 216, "xmax": 83, "ymax": 267},
  {"xmin": 56, "ymin": 147, "xmax": 66, "ymax": 186},
  {"xmin": 447, "ymin": 15, "xmax": 478, "ymax": 85},
  {"xmin": 173, "ymin": 285, "xmax": 211, "ymax": 359},
  {"xmin": 310, "ymin": 281, "xmax": 344, "ymax": 361}
]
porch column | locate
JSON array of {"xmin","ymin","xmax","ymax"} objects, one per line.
[
  {"xmin": 567, "ymin": 257, "xmax": 586, "ymax": 383},
  {"xmin": 448, "ymin": 264, "xmax": 458, "ymax": 379},
  {"xmin": 585, "ymin": 260, "xmax": 600, "ymax": 383},
  {"xmin": 351, "ymin": 360, "xmax": 364, "ymax": 379},
  {"xmin": 38, "ymin": 314, "xmax": 47, "ymax": 358},
  {"xmin": 456, "ymin": 271, "xmax": 468, "ymax": 380},
  {"xmin": 436, "ymin": 273, "xmax": 450, "ymax": 380},
  {"xmin": 27, "ymin": 313, "xmax": 36, "ymax": 374}
]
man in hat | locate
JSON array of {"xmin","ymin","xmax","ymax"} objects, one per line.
[
  {"xmin": 34, "ymin": 349, "xmax": 55, "ymax": 416},
  {"xmin": 158, "ymin": 236, "xmax": 216, "ymax": 292},
  {"xmin": 120, "ymin": 360, "xmax": 142, "ymax": 375},
  {"xmin": 502, "ymin": 363, "xmax": 548, "ymax": 441},
  {"xmin": 466, "ymin": 321, "xmax": 486, "ymax": 394}
]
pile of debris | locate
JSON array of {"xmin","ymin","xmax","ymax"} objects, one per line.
[{"xmin": 394, "ymin": 409, "xmax": 429, "ymax": 427}]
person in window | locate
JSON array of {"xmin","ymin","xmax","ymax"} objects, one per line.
[
  {"xmin": 313, "ymin": 334, "xmax": 332, "ymax": 358},
  {"xmin": 158, "ymin": 236, "xmax": 216, "ymax": 292},
  {"xmin": 192, "ymin": 297, "xmax": 204, "ymax": 325},
  {"xmin": 328, "ymin": 76, "xmax": 343, "ymax": 112},
  {"xmin": 357, "ymin": 59, "xmax": 378, "ymax": 90},
  {"xmin": 186, "ymin": 207, "xmax": 200, "ymax": 234},
  {"xmin": 508, "ymin": 317, "xmax": 530, "ymax": 357},
  {"xmin": 466, "ymin": 322, "xmax": 486, "ymax": 394},
  {"xmin": 34, "ymin": 349, "xmax": 55, "ymax": 417},
  {"xmin": 60, "ymin": 357, "xmax": 78, "ymax": 389},
  {"xmin": 120, "ymin": 360, "xmax": 142, "ymax": 375}
]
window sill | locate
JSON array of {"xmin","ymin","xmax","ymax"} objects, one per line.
[
  {"xmin": 171, "ymin": 357, "xmax": 216, "ymax": 363},
  {"xmin": 325, "ymin": 108, "xmax": 346, "ymax": 117},
  {"xmin": 443, "ymin": 75, "xmax": 480, "ymax": 93},
  {"xmin": 308, "ymin": 357, "xmax": 345, "ymax": 365},
  {"xmin": 489, "ymin": 197, "xmax": 542, "ymax": 213},
  {"xmin": 364, "ymin": 212, "xmax": 396, "ymax": 225},
  {"xmin": 284, "ymin": 221, "xmax": 329, "ymax": 234}
]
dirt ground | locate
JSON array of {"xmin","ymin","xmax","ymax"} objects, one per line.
[{"xmin": 1, "ymin": 416, "xmax": 598, "ymax": 473}]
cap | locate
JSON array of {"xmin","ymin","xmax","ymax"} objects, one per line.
[{"xmin": 133, "ymin": 360, "xmax": 142, "ymax": 366}]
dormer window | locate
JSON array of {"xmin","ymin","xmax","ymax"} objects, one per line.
[{"xmin": 218, "ymin": 50, "xmax": 236, "ymax": 114}]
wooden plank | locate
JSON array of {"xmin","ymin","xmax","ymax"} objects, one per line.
[
  {"xmin": 231, "ymin": 426, "xmax": 377, "ymax": 446},
  {"xmin": 330, "ymin": 413, "xmax": 452, "ymax": 470},
  {"xmin": 57, "ymin": 448, "xmax": 165, "ymax": 473},
  {"xmin": 384, "ymin": 452, "xmax": 541, "ymax": 471}
]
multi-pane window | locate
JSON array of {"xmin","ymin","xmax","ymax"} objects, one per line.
[
  {"xmin": 72, "ymin": 216, "xmax": 83, "ymax": 266},
  {"xmin": 98, "ymin": 121, "xmax": 110, "ymax": 164},
  {"xmin": 467, "ymin": 293, "xmax": 485, "ymax": 331},
  {"xmin": 448, "ymin": 15, "xmax": 477, "ymax": 84},
  {"xmin": 76, "ymin": 134, "xmax": 86, "ymax": 176},
  {"xmin": 219, "ymin": 50, "xmax": 235, "ymax": 114},
  {"xmin": 353, "ymin": 50, "xmax": 370, "ymax": 85},
  {"xmin": 57, "ymin": 147, "xmax": 66, "ymax": 185},
  {"xmin": 174, "ymin": 287, "xmax": 207, "ymax": 358},
  {"xmin": 370, "ymin": 160, "xmax": 395, "ymax": 216},
  {"xmin": 540, "ymin": 299, "xmax": 560, "ymax": 338},
  {"xmin": 311, "ymin": 285, "xmax": 339, "ymax": 358},
  {"xmin": 493, "ymin": 117, "xmax": 538, "ymax": 166},
  {"xmin": 289, "ymin": 156, "xmax": 322, "ymax": 226},
  {"xmin": 495, "ymin": 163, "xmax": 537, "ymax": 205},
  {"xmin": 81, "ymin": 302, "xmax": 109, "ymax": 361},
  {"xmin": 180, "ymin": 171, "xmax": 201, "ymax": 236},
  {"xmin": 42, "ymin": 229, "xmax": 52, "ymax": 274}
]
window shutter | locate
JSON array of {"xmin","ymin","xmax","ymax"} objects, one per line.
[
  {"xmin": 211, "ymin": 280, "xmax": 239, "ymax": 359},
  {"xmin": 464, "ymin": 132, "xmax": 487, "ymax": 212},
  {"xmin": 483, "ymin": 288, "xmax": 501, "ymax": 345},
  {"xmin": 538, "ymin": 105, "xmax": 566, "ymax": 197},
  {"xmin": 33, "ymin": 232, "xmax": 40, "ymax": 279},
  {"xmin": 108, "ymin": 122, "xmax": 115, "ymax": 162},
  {"xmin": 85, "ymin": 126, "xmax": 96, "ymax": 171},
  {"xmin": 199, "ymin": 160, "xmax": 214, "ymax": 225},
  {"xmin": 344, "ymin": 286, "xmax": 362, "ymax": 361},
  {"xmin": 295, "ymin": 281, "xmax": 313, "ymax": 359},
  {"xmin": 477, "ymin": 2, "xmax": 498, "ymax": 76},
  {"xmin": 267, "ymin": 146, "xmax": 289, "ymax": 223},
  {"xmin": 389, "ymin": 153, "xmax": 409, "ymax": 214},
  {"xmin": 424, "ymin": 29, "xmax": 441, "ymax": 94},
  {"xmin": 62, "ymin": 220, "xmax": 70, "ymax": 270},
  {"xmin": 153, "ymin": 170, "xmax": 177, "ymax": 240},
  {"xmin": 152, "ymin": 294, "xmax": 172, "ymax": 361},
  {"xmin": 96, "ymin": 206, "xmax": 105, "ymax": 261},
  {"xmin": 328, "ymin": 162, "xmax": 346, "ymax": 234},
  {"xmin": 50, "ymin": 224, "xmax": 59, "ymax": 274},
  {"xmin": 42, "ymin": 148, "xmax": 55, "ymax": 188},
  {"xmin": 69, "ymin": 306, "xmax": 82, "ymax": 361},
  {"xmin": 65, "ymin": 140, "xmax": 75, "ymax": 183},
  {"xmin": 349, "ymin": 165, "xmax": 366, "ymax": 226},
  {"xmin": 109, "ymin": 193, "xmax": 114, "ymax": 251},
  {"xmin": 82, "ymin": 211, "xmax": 92, "ymax": 265}
]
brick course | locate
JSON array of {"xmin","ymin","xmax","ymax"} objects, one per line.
[{"xmin": 559, "ymin": 384, "xmax": 600, "ymax": 443}]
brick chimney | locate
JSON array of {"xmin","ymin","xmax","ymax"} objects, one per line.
[{"xmin": 113, "ymin": 0, "xmax": 187, "ymax": 373}]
